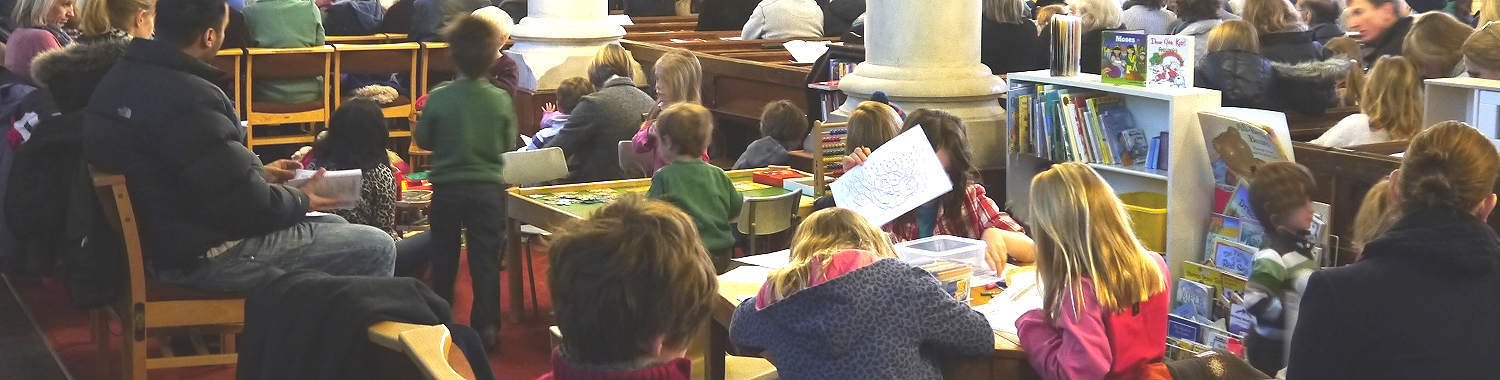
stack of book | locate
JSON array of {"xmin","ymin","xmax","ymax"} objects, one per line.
[
  {"xmin": 807, "ymin": 59, "xmax": 859, "ymax": 120},
  {"xmin": 1050, "ymin": 15, "xmax": 1082, "ymax": 76},
  {"xmin": 920, "ymin": 261, "xmax": 974, "ymax": 301},
  {"xmin": 1006, "ymin": 88, "xmax": 1166, "ymax": 170}
]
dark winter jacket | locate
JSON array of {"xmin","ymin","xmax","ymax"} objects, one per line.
[
  {"xmin": 981, "ymin": 19, "xmax": 1045, "ymax": 75},
  {"xmin": 324, "ymin": 0, "xmax": 384, "ymax": 36},
  {"xmin": 542, "ymin": 77, "xmax": 654, "ymax": 183},
  {"xmin": 1270, "ymin": 55, "xmax": 1349, "ymax": 115},
  {"xmin": 728, "ymin": 259, "xmax": 994, "ymax": 380},
  {"xmin": 1259, "ymin": 30, "xmax": 1325, "ymax": 65},
  {"xmin": 1195, "ymin": 50, "xmax": 1278, "ymax": 110},
  {"xmin": 1362, "ymin": 16, "xmax": 1412, "ymax": 67},
  {"xmin": 1308, "ymin": 22, "xmax": 1343, "ymax": 45},
  {"xmin": 820, "ymin": 0, "xmax": 863, "ymax": 37},
  {"xmin": 696, "ymin": 0, "xmax": 759, "ymax": 31},
  {"xmin": 1288, "ymin": 207, "xmax": 1500, "ymax": 380},
  {"xmin": 83, "ymin": 39, "xmax": 311, "ymax": 272},
  {"xmin": 30, "ymin": 33, "xmax": 130, "ymax": 113}
]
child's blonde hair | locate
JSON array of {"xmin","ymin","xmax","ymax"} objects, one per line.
[
  {"xmin": 1351, "ymin": 179, "xmax": 1396, "ymax": 252},
  {"xmin": 1242, "ymin": 0, "xmax": 1303, "ymax": 33},
  {"xmin": 765, "ymin": 208, "xmax": 897, "ymax": 302},
  {"xmin": 1361, "ymin": 56, "xmax": 1424, "ymax": 140},
  {"xmin": 1325, "ymin": 37, "xmax": 1366, "ymax": 107},
  {"xmin": 1464, "ymin": 22, "xmax": 1500, "ymax": 78},
  {"xmin": 1207, "ymin": 20, "xmax": 1261, "ymax": 54},
  {"xmin": 844, "ymin": 101, "xmax": 901, "ymax": 151},
  {"xmin": 1402, "ymin": 12, "xmax": 1474, "ymax": 79},
  {"xmin": 654, "ymin": 49, "xmax": 703, "ymax": 105},
  {"xmin": 1029, "ymin": 162, "xmax": 1164, "ymax": 319},
  {"xmin": 1069, "ymin": 0, "xmax": 1122, "ymax": 31}
]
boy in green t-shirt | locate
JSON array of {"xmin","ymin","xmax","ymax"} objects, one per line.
[
  {"xmin": 412, "ymin": 14, "xmax": 516, "ymax": 347},
  {"xmin": 646, "ymin": 103, "xmax": 743, "ymax": 273},
  {"xmin": 1243, "ymin": 161, "xmax": 1321, "ymax": 375}
]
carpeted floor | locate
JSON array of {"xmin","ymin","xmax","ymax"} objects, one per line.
[{"xmin": 7, "ymin": 241, "xmax": 557, "ymax": 380}]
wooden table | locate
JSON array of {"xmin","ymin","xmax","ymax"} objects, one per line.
[
  {"xmin": 708, "ymin": 275, "xmax": 1042, "ymax": 380},
  {"xmin": 502, "ymin": 168, "xmax": 816, "ymax": 323}
]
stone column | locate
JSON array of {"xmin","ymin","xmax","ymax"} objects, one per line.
[
  {"xmin": 506, "ymin": 0, "xmax": 627, "ymax": 91},
  {"xmin": 834, "ymin": 0, "xmax": 1009, "ymax": 169}
]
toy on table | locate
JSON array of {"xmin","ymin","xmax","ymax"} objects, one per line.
[{"xmin": 753, "ymin": 169, "xmax": 806, "ymax": 187}]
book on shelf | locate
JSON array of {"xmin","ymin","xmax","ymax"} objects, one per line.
[
  {"xmin": 828, "ymin": 59, "xmax": 858, "ymax": 81},
  {"xmin": 1050, "ymin": 15, "xmax": 1082, "ymax": 76},
  {"xmin": 1008, "ymin": 86, "xmax": 1157, "ymax": 171},
  {"xmin": 1101, "ymin": 30, "xmax": 1146, "ymax": 86},
  {"xmin": 1146, "ymin": 35, "xmax": 1194, "ymax": 89}
]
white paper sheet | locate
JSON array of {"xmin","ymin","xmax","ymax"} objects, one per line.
[
  {"xmin": 732, "ymin": 249, "xmax": 792, "ymax": 270},
  {"xmin": 606, "ymin": 14, "xmax": 634, "ymax": 25},
  {"xmin": 829, "ymin": 127, "xmax": 953, "ymax": 227},
  {"xmin": 718, "ymin": 265, "xmax": 774, "ymax": 284},
  {"xmin": 972, "ymin": 281, "xmax": 1044, "ymax": 334},
  {"xmin": 782, "ymin": 40, "xmax": 830, "ymax": 63},
  {"xmin": 286, "ymin": 169, "xmax": 363, "ymax": 210}
]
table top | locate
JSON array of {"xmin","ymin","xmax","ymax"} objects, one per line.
[{"xmin": 508, "ymin": 167, "xmax": 815, "ymax": 221}]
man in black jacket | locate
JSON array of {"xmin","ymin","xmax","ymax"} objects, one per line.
[
  {"xmin": 83, "ymin": 0, "xmax": 396, "ymax": 293},
  {"xmin": 1347, "ymin": 0, "xmax": 1413, "ymax": 67}
]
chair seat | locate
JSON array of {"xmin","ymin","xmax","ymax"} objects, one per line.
[
  {"xmin": 251, "ymin": 101, "xmax": 324, "ymax": 114},
  {"xmin": 145, "ymin": 280, "xmax": 246, "ymax": 302},
  {"xmin": 519, "ymin": 224, "xmax": 551, "ymax": 236}
]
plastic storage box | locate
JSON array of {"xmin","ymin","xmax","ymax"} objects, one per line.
[
  {"xmin": 895, "ymin": 235, "xmax": 989, "ymax": 273},
  {"xmin": 1119, "ymin": 192, "xmax": 1168, "ymax": 252}
]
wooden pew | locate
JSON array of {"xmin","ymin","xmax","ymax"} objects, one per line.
[
  {"xmin": 624, "ymin": 30, "xmax": 741, "ymax": 42},
  {"xmin": 623, "ymin": 21, "xmax": 698, "ymax": 33},
  {"xmin": 631, "ymin": 15, "xmax": 698, "ymax": 24},
  {"xmin": 1292, "ymin": 141, "xmax": 1400, "ymax": 265}
]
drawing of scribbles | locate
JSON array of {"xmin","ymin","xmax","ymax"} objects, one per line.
[{"xmin": 849, "ymin": 151, "xmax": 925, "ymax": 209}]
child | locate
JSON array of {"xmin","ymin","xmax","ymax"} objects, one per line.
[
  {"xmin": 411, "ymin": 14, "xmax": 515, "ymax": 347},
  {"xmin": 1351, "ymin": 179, "xmax": 1395, "ymax": 255},
  {"xmin": 1017, "ymin": 162, "xmax": 1172, "ymax": 380},
  {"xmin": 634, "ymin": 49, "xmax": 710, "ymax": 173},
  {"xmin": 733, "ymin": 99, "xmax": 808, "ymax": 169},
  {"xmin": 304, "ymin": 98, "xmax": 398, "ymax": 235},
  {"xmin": 1324, "ymin": 37, "xmax": 1365, "ymax": 107},
  {"xmin": 813, "ymin": 100, "xmax": 901, "ymax": 211},
  {"xmin": 525, "ymin": 77, "xmax": 594, "ymax": 150},
  {"xmin": 1463, "ymin": 22, "xmax": 1500, "ymax": 80},
  {"xmin": 1401, "ymin": 12, "xmax": 1472, "ymax": 79},
  {"xmin": 541, "ymin": 194, "xmax": 717, "ymax": 379},
  {"xmin": 242, "ymin": 0, "xmax": 326, "ymax": 104},
  {"xmin": 646, "ymin": 103, "xmax": 743, "ymax": 273},
  {"xmin": 1242, "ymin": 161, "xmax": 1320, "ymax": 375},
  {"xmin": 1310, "ymin": 56, "xmax": 1423, "ymax": 148},
  {"xmin": 1194, "ymin": 20, "xmax": 1278, "ymax": 111},
  {"xmin": 729, "ymin": 208, "xmax": 993, "ymax": 380}
]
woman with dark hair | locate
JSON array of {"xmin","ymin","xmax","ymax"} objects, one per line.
[{"xmin": 305, "ymin": 98, "xmax": 398, "ymax": 234}]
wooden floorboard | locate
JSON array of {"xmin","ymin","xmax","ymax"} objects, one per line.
[{"xmin": 0, "ymin": 275, "xmax": 71, "ymax": 380}]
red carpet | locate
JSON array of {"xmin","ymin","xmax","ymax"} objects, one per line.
[{"xmin": 9, "ymin": 241, "xmax": 557, "ymax": 380}]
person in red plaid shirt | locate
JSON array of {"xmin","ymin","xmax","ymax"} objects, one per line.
[{"xmin": 845, "ymin": 109, "xmax": 1036, "ymax": 273}]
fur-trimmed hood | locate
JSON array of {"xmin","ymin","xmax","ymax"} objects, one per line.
[
  {"xmin": 29, "ymin": 35, "xmax": 131, "ymax": 112},
  {"xmin": 1271, "ymin": 55, "xmax": 1352, "ymax": 82}
]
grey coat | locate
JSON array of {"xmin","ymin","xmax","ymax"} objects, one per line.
[{"xmin": 543, "ymin": 77, "xmax": 654, "ymax": 183}]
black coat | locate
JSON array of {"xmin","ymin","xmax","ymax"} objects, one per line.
[
  {"xmin": 1288, "ymin": 208, "xmax": 1500, "ymax": 380},
  {"xmin": 821, "ymin": 0, "xmax": 863, "ymax": 37},
  {"xmin": 696, "ymin": 0, "xmax": 759, "ymax": 31},
  {"xmin": 1259, "ymin": 30, "xmax": 1325, "ymax": 65},
  {"xmin": 1308, "ymin": 22, "xmax": 1343, "ymax": 45},
  {"xmin": 1363, "ymin": 16, "xmax": 1413, "ymax": 67},
  {"xmin": 83, "ymin": 39, "xmax": 310, "ymax": 272},
  {"xmin": 1260, "ymin": 31, "xmax": 1344, "ymax": 115},
  {"xmin": 542, "ymin": 77, "xmax": 654, "ymax": 183},
  {"xmin": 981, "ymin": 19, "xmax": 1045, "ymax": 75},
  {"xmin": 1195, "ymin": 50, "xmax": 1278, "ymax": 110}
]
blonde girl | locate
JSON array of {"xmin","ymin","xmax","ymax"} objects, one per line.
[
  {"xmin": 838, "ymin": 100, "xmax": 903, "ymax": 165},
  {"xmin": 1016, "ymin": 162, "xmax": 1171, "ymax": 380},
  {"xmin": 634, "ymin": 48, "xmax": 708, "ymax": 172},
  {"xmin": 1310, "ymin": 56, "xmax": 1423, "ymax": 148},
  {"xmin": 729, "ymin": 207, "xmax": 993, "ymax": 380},
  {"xmin": 1401, "ymin": 11, "xmax": 1474, "ymax": 79},
  {"xmin": 1463, "ymin": 21, "xmax": 1500, "ymax": 80},
  {"xmin": 1324, "ymin": 37, "xmax": 1366, "ymax": 107}
]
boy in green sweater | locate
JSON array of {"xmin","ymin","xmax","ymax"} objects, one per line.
[
  {"xmin": 647, "ymin": 103, "xmax": 743, "ymax": 273},
  {"xmin": 1243, "ymin": 161, "xmax": 1321, "ymax": 375},
  {"xmin": 412, "ymin": 14, "xmax": 515, "ymax": 348}
]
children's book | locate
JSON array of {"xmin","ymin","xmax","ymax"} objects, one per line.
[
  {"xmin": 1146, "ymin": 35, "xmax": 1194, "ymax": 89},
  {"xmin": 1211, "ymin": 237, "xmax": 1258, "ymax": 278},
  {"xmin": 1119, "ymin": 128, "xmax": 1149, "ymax": 166},
  {"xmin": 1238, "ymin": 218, "xmax": 1265, "ymax": 248},
  {"xmin": 1101, "ymin": 31, "xmax": 1147, "ymax": 86},
  {"xmin": 1174, "ymin": 279, "xmax": 1214, "ymax": 321},
  {"xmin": 1207, "ymin": 213, "xmax": 1241, "ymax": 240},
  {"xmin": 1199, "ymin": 108, "xmax": 1294, "ymax": 188}
]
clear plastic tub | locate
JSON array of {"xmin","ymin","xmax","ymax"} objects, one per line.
[{"xmin": 895, "ymin": 235, "xmax": 989, "ymax": 273}]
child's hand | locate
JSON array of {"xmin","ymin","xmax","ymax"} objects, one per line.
[
  {"xmin": 842, "ymin": 146, "xmax": 872, "ymax": 169},
  {"xmin": 645, "ymin": 101, "xmax": 666, "ymax": 123},
  {"xmin": 983, "ymin": 228, "xmax": 1010, "ymax": 274},
  {"xmin": 542, "ymin": 102, "xmax": 557, "ymax": 113}
]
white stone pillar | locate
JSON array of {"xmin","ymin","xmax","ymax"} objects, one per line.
[
  {"xmin": 506, "ymin": 0, "xmax": 627, "ymax": 91},
  {"xmin": 834, "ymin": 0, "xmax": 1009, "ymax": 169}
]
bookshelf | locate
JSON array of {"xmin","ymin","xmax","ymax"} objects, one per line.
[
  {"xmin": 1423, "ymin": 77, "xmax": 1500, "ymax": 138},
  {"xmin": 804, "ymin": 44, "xmax": 865, "ymax": 122},
  {"xmin": 1005, "ymin": 70, "xmax": 1221, "ymax": 276}
]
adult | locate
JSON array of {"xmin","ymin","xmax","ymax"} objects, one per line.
[
  {"xmin": 1122, "ymin": 0, "xmax": 1179, "ymax": 35},
  {"xmin": 1401, "ymin": 11, "xmax": 1472, "ymax": 79},
  {"xmin": 740, "ymin": 0, "xmax": 823, "ymax": 40},
  {"xmin": 1463, "ymin": 21, "xmax": 1500, "ymax": 79},
  {"xmin": 820, "ymin": 0, "xmax": 862, "ymax": 36},
  {"xmin": 1244, "ymin": 0, "xmax": 1346, "ymax": 116},
  {"xmin": 1346, "ymin": 0, "xmax": 1413, "ymax": 66},
  {"xmin": 542, "ymin": 44, "xmax": 655, "ymax": 183},
  {"xmin": 696, "ymin": 0, "xmax": 758, "ymax": 31},
  {"xmin": 981, "ymin": 0, "xmax": 1045, "ymax": 74},
  {"xmin": 30, "ymin": 0, "xmax": 152, "ymax": 118},
  {"xmin": 8, "ymin": 0, "xmax": 74, "ymax": 85},
  {"xmin": 1196, "ymin": 20, "xmax": 1279, "ymax": 110},
  {"xmin": 1288, "ymin": 121, "xmax": 1500, "ymax": 379},
  {"xmin": 410, "ymin": 0, "xmax": 488, "ymax": 42},
  {"xmin": 243, "ymin": 0, "xmax": 327, "ymax": 104},
  {"xmin": 82, "ymin": 0, "xmax": 396, "ymax": 293},
  {"xmin": 1173, "ymin": 0, "xmax": 1227, "ymax": 61},
  {"xmin": 1298, "ymin": 0, "xmax": 1343, "ymax": 44}
]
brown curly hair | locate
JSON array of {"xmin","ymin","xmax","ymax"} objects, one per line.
[{"xmin": 1248, "ymin": 161, "xmax": 1315, "ymax": 233}]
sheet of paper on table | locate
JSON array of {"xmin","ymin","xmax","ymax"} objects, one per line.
[
  {"xmin": 732, "ymin": 249, "xmax": 791, "ymax": 270},
  {"xmin": 606, "ymin": 14, "xmax": 633, "ymax": 25},
  {"xmin": 830, "ymin": 126, "xmax": 953, "ymax": 227},
  {"xmin": 719, "ymin": 265, "xmax": 774, "ymax": 284},
  {"xmin": 286, "ymin": 169, "xmax": 363, "ymax": 210},
  {"xmin": 973, "ymin": 280, "xmax": 1044, "ymax": 335},
  {"xmin": 783, "ymin": 40, "xmax": 830, "ymax": 63}
]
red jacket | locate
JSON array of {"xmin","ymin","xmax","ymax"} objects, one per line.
[{"xmin": 1016, "ymin": 252, "xmax": 1171, "ymax": 380}]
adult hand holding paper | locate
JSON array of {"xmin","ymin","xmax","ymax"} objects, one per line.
[
  {"xmin": 829, "ymin": 126, "xmax": 953, "ymax": 226},
  {"xmin": 287, "ymin": 169, "xmax": 363, "ymax": 211}
]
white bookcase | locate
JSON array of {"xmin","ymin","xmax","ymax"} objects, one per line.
[
  {"xmin": 1424, "ymin": 77, "xmax": 1500, "ymax": 138},
  {"xmin": 1005, "ymin": 70, "xmax": 1221, "ymax": 276}
]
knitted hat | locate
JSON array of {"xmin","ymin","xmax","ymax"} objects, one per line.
[{"xmin": 870, "ymin": 91, "xmax": 905, "ymax": 119}]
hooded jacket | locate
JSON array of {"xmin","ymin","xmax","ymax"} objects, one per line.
[
  {"xmin": 1287, "ymin": 207, "xmax": 1500, "ymax": 380},
  {"xmin": 1195, "ymin": 50, "xmax": 1278, "ymax": 111},
  {"xmin": 728, "ymin": 258, "xmax": 993, "ymax": 380},
  {"xmin": 1174, "ymin": 19, "xmax": 1222, "ymax": 62},
  {"xmin": 31, "ymin": 33, "xmax": 130, "ymax": 113},
  {"xmin": 1270, "ymin": 55, "xmax": 1349, "ymax": 116}
]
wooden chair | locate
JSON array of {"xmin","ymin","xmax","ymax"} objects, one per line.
[
  {"xmin": 90, "ymin": 168, "xmax": 246, "ymax": 380},
  {"xmin": 332, "ymin": 43, "xmax": 421, "ymax": 137},
  {"xmin": 418, "ymin": 42, "xmax": 454, "ymax": 98},
  {"xmin": 209, "ymin": 48, "xmax": 245, "ymax": 119},
  {"xmin": 368, "ymin": 321, "xmax": 478, "ymax": 380},
  {"xmin": 326, "ymin": 34, "xmax": 390, "ymax": 44},
  {"xmin": 735, "ymin": 190, "xmax": 801, "ymax": 256},
  {"xmin": 244, "ymin": 46, "xmax": 335, "ymax": 149},
  {"xmin": 384, "ymin": 33, "xmax": 410, "ymax": 43}
]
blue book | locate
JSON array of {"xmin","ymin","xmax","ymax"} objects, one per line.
[{"xmin": 1168, "ymin": 314, "xmax": 1202, "ymax": 341}]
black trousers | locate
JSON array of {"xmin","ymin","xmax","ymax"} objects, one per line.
[
  {"xmin": 429, "ymin": 182, "xmax": 506, "ymax": 331},
  {"xmin": 1244, "ymin": 329, "xmax": 1286, "ymax": 376}
]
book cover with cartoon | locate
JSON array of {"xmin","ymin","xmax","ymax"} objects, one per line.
[
  {"xmin": 1101, "ymin": 31, "xmax": 1146, "ymax": 86},
  {"xmin": 1146, "ymin": 35, "xmax": 1194, "ymax": 88}
]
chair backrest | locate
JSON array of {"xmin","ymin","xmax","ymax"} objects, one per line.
[
  {"xmin": 210, "ymin": 48, "xmax": 245, "ymax": 118},
  {"xmin": 245, "ymin": 46, "xmax": 334, "ymax": 80},
  {"xmin": 332, "ymin": 43, "xmax": 420, "ymax": 113},
  {"xmin": 368, "ymin": 321, "xmax": 476, "ymax": 380},
  {"xmin": 419, "ymin": 42, "xmax": 454, "ymax": 97},
  {"xmin": 501, "ymin": 147, "xmax": 569, "ymax": 185},
  {"xmin": 736, "ymin": 190, "xmax": 802, "ymax": 236},
  {"xmin": 618, "ymin": 140, "xmax": 653, "ymax": 178},
  {"xmin": 89, "ymin": 167, "xmax": 147, "ymax": 307}
]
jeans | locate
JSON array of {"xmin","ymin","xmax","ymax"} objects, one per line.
[
  {"xmin": 154, "ymin": 214, "xmax": 397, "ymax": 292},
  {"xmin": 429, "ymin": 182, "xmax": 506, "ymax": 332}
]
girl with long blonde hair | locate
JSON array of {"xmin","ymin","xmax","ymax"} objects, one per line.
[
  {"xmin": 634, "ymin": 48, "xmax": 708, "ymax": 173},
  {"xmin": 1310, "ymin": 56, "xmax": 1423, "ymax": 148},
  {"xmin": 729, "ymin": 207, "xmax": 993, "ymax": 380},
  {"xmin": 1324, "ymin": 37, "xmax": 1366, "ymax": 107},
  {"xmin": 1016, "ymin": 162, "xmax": 1171, "ymax": 380}
]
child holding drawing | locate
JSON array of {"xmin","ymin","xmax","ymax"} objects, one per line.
[
  {"xmin": 1242, "ymin": 161, "xmax": 1320, "ymax": 375},
  {"xmin": 1017, "ymin": 162, "xmax": 1172, "ymax": 380},
  {"xmin": 728, "ymin": 207, "xmax": 993, "ymax": 380}
]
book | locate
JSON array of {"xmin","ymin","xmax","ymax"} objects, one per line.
[
  {"xmin": 286, "ymin": 169, "xmax": 363, "ymax": 210},
  {"xmin": 1050, "ymin": 15, "xmax": 1083, "ymax": 76},
  {"xmin": 1174, "ymin": 279, "xmax": 1215, "ymax": 321},
  {"xmin": 1181, "ymin": 261, "xmax": 1249, "ymax": 329},
  {"xmin": 1157, "ymin": 131, "xmax": 1170, "ymax": 170},
  {"xmin": 1168, "ymin": 314, "xmax": 1202, "ymax": 341},
  {"xmin": 1146, "ymin": 35, "xmax": 1194, "ymax": 89},
  {"xmin": 1100, "ymin": 30, "xmax": 1147, "ymax": 86},
  {"xmin": 1119, "ymin": 128, "xmax": 1148, "ymax": 166},
  {"xmin": 1211, "ymin": 237, "xmax": 1258, "ymax": 278},
  {"xmin": 1199, "ymin": 109, "xmax": 1293, "ymax": 188}
]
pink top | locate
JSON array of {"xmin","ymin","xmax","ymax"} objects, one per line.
[
  {"xmin": 632, "ymin": 121, "xmax": 710, "ymax": 173},
  {"xmin": 6, "ymin": 28, "xmax": 64, "ymax": 85},
  {"xmin": 754, "ymin": 249, "xmax": 882, "ymax": 309},
  {"xmin": 1016, "ymin": 252, "xmax": 1171, "ymax": 380}
]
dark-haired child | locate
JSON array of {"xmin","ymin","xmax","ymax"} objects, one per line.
[
  {"xmin": 412, "ymin": 14, "xmax": 515, "ymax": 346},
  {"xmin": 1243, "ymin": 161, "xmax": 1320, "ymax": 375},
  {"xmin": 525, "ymin": 76, "xmax": 594, "ymax": 150},
  {"xmin": 733, "ymin": 100, "xmax": 808, "ymax": 169},
  {"xmin": 646, "ymin": 103, "xmax": 743, "ymax": 273},
  {"xmin": 305, "ymin": 98, "xmax": 397, "ymax": 235}
]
